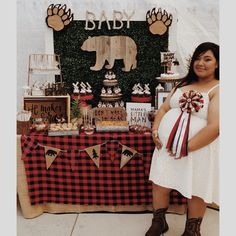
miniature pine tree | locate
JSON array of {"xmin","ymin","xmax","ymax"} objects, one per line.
[
  {"xmin": 92, "ymin": 149, "xmax": 99, "ymax": 159},
  {"xmin": 71, "ymin": 98, "xmax": 80, "ymax": 119}
]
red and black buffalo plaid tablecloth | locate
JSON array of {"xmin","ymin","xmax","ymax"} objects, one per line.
[{"xmin": 21, "ymin": 132, "xmax": 187, "ymax": 206}]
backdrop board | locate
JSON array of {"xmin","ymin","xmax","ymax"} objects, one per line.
[{"xmin": 54, "ymin": 20, "xmax": 169, "ymax": 107}]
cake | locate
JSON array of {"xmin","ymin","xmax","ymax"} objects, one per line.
[
  {"xmin": 100, "ymin": 86, "xmax": 122, "ymax": 101},
  {"xmin": 100, "ymin": 94, "xmax": 122, "ymax": 101},
  {"xmin": 160, "ymin": 72, "xmax": 179, "ymax": 80},
  {"xmin": 131, "ymin": 96, "xmax": 152, "ymax": 103},
  {"xmin": 103, "ymin": 70, "xmax": 118, "ymax": 86},
  {"xmin": 79, "ymin": 82, "xmax": 94, "ymax": 101},
  {"xmin": 98, "ymin": 71, "xmax": 124, "ymax": 107},
  {"xmin": 160, "ymin": 51, "xmax": 180, "ymax": 81},
  {"xmin": 131, "ymin": 83, "xmax": 152, "ymax": 103},
  {"xmin": 80, "ymin": 93, "xmax": 94, "ymax": 101}
]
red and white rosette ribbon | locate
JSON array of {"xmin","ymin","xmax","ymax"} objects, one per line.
[{"xmin": 166, "ymin": 90, "xmax": 204, "ymax": 159}]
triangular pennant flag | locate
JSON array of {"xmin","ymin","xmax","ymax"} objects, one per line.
[
  {"xmin": 120, "ymin": 145, "xmax": 137, "ymax": 169},
  {"xmin": 85, "ymin": 144, "xmax": 101, "ymax": 168},
  {"xmin": 106, "ymin": 140, "xmax": 120, "ymax": 162},
  {"xmin": 44, "ymin": 146, "xmax": 61, "ymax": 169},
  {"xmin": 67, "ymin": 149, "xmax": 80, "ymax": 171}
]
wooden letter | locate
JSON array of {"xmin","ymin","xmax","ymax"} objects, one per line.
[
  {"xmin": 98, "ymin": 10, "xmax": 111, "ymax": 30},
  {"xmin": 85, "ymin": 11, "xmax": 96, "ymax": 30},
  {"xmin": 113, "ymin": 10, "xmax": 123, "ymax": 30},
  {"xmin": 123, "ymin": 10, "xmax": 135, "ymax": 28}
]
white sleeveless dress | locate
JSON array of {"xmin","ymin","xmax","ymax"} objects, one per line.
[{"xmin": 149, "ymin": 84, "xmax": 219, "ymax": 204}]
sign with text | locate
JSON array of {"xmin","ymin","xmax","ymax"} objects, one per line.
[
  {"xmin": 93, "ymin": 107, "xmax": 127, "ymax": 121},
  {"xmin": 160, "ymin": 52, "xmax": 175, "ymax": 63},
  {"xmin": 24, "ymin": 96, "xmax": 70, "ymax": 123},
  {"xmin": 126, "ymin": 102, "xmax": 151, "ymax": 127}
]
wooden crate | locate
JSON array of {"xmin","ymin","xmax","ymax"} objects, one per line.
[
  {"xmin": 23, "ymin": 95, "xmax": 71, "ymax": 123},
  {"xmin": 17, "ymin": 120, "xmax": 31, "ymax": 135}
]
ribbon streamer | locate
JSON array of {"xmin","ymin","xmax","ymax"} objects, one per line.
[{"xmin": 166, "ymin": 90, "xmax": 204, "ymax": 159}]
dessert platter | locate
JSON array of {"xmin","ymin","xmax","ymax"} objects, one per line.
[
  {"xmin": 98, "ymin": 71, "xmax": 124, "ymax": 106},
  {"xmin": 48, "ymin": 122, "xmax": 79, "ymax": 136},
  {"xmin": 95, "ymin": 120, "xmax": 129, "ymax": 132}
]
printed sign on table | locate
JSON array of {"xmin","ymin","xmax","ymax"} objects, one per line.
[{"xmin": 126, "ymin": 102, "xmax": 151, "ymax": 128}]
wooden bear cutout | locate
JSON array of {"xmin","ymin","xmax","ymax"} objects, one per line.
[{"xmin": 81, "ymin": 35, "xmax": 137, "ymax": 72}]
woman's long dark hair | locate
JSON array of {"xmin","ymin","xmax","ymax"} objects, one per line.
[{"xmin": 174, "ymin": 42, "xmax": 219, "ymax": 91}]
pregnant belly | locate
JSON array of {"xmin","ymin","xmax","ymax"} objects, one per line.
[{"xmin": 158, "ymin": 108, "xmax": 207, "ymax": 145}]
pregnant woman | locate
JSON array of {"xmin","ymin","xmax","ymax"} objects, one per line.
[{"xmin": 146, "ymin": 42, "xmax": 219, "ymax": 236}]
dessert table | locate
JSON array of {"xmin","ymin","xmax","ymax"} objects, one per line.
[{"xmin": 17, "ymin": 132, "xmax": 187, "ymax": 218}]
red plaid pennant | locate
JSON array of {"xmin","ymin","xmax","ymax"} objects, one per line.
[{"xmin": 21, "ymin": 136, "xmax": 39, "ymax": 156}]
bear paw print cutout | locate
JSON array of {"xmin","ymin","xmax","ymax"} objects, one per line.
[
  {"xmin": 46, "ymin": 4, "xmax": 74, "ymax": 31},
  {"xmin": 146, "ymin": 8, "xmax": 172, "ymax": 36}
]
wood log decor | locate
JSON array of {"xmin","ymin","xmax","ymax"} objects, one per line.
[{"xmin": 81, "ymin": 35, "xmax": 137, "ymax": 72}]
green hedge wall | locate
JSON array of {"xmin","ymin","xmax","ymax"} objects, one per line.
[{"xmin": 54, "ymin": 20, "xmax": 168, "ymax": 107}]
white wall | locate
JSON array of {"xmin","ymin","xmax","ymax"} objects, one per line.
[{"xmin": 17, "ymin": 0, "xmax": 219, "ymax": 111}]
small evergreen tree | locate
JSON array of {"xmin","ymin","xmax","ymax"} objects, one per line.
[
  {"xmin": 71, "ymin": 98, "xmax": 80, "ymax": 119},
  {"xmin": 92, "ymin": 149, "xmax": 99, "ymax": 159}
]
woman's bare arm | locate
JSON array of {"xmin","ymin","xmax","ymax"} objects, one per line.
[
  {"xmin": 152, "ymin": 89, "xmax": 175, "ymax": 149},
  {"xmin": 152, "ymin": 89, "xmax": 176, "ymax": 131},
  {"xmin": 188, "ymin": 89, "xmax": 219, "ymax": 152}
]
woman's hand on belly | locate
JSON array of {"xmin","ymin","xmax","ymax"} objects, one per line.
[{"xmin": 152, "ymin": 130, "xmax": 163, "ymax": 150}]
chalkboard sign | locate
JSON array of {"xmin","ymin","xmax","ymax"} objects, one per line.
[{"xmin": 24, "ymin": 95, "xmax": 71, "ymax": 123}]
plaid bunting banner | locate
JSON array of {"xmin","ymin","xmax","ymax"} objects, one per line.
[
  {"xmin": 22, "ymin": 137, "xmax": 139, "ymax": 169},
  {"xmin": 120, "ymin": 145, "xmax": 137, "ymax": 169},
  {"xmin": 21, "ymin": 136, "xmax": 39, "ymax": 156},
  {"xmin": 44, "ymin": 146, "xmax": 61, "ymax": 169},
  {"xmin": 21, "ymin": 136, "xmax": 140, "ymax": 170},
  {"xmin": 106, "ymin": 140, "xmax": 120, "ymax": 162},
  {"xmin": 85, "ymin": 144, "xmax": 101, "ymax": 168},
  {"xmin": 67, "ymin": 149, "xmax": 80, "ymax": 171},
  {"xmin": 21, "ymin": 133, "xmax": 187, "ymax": 206}
]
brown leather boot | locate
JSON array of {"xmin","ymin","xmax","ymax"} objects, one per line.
[
  {"xmin": 145, "ymin": 208, "xmax": 169, "ymax": 236},
  {"xmin": 181, "ymin": 217, "xmax": 203, "ymax": 236}
]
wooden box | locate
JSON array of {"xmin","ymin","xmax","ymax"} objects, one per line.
[
  {"xmin": 23, "ymin": 95, "xmax": 71, "ymax": 123},
  {"xmin": 17, "ymin": 120, "xmax": 31, "ymax": 135}
]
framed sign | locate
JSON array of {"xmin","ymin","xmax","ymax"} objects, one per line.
[
  {"xmin": 24, "ymin": 95, "xmax": 71, "ymax": 123},
  {"xmin": 155, "ymin": 91, "xmax": 169, "ymax": 109},
  {"xmin": 161, "ymin": 52, "xmax": 175, "ymax": 63},
  {"xmin": 126, "ymin": 102, "xmax": 151, "ymax": 127}
]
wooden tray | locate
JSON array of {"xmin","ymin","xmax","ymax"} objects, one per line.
[
  {"xmin": 96, "ymin": 126, "xmax": 129, "ymax": 132},
  {"xmin": 48, "ymin": 130, "xmax": 79, "ymax": 136}
]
